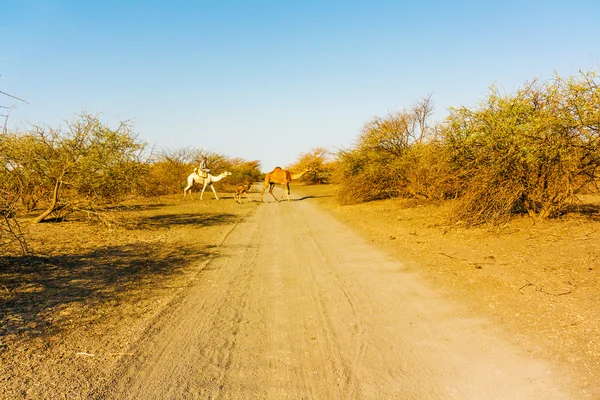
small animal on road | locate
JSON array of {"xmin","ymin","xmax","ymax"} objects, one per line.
[{"xmin": 234, "ymin": 183, "xmax": 253, "ymax": 203}]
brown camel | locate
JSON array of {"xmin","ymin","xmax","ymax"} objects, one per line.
[
  {"xmin": 260, "ymin": 166, "xmax": 312, "ymax": 202},
  {"xmin": 233, "ymin": 183, "xmax": 253, "ymax": 203}
]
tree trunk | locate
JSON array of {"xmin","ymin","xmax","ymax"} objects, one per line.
[{"xmin": 33, "ymin": 179, "xmax": 62, "ymax": 223}]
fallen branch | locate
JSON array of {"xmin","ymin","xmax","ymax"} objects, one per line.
[
  {"xmin": 519, "ymin": 280, "xmax": 574, "ymax": 296},
  {"xmin": 519, "ymin": 281, "xmax": 534, "ymax": 293},
  {"xmin": 537, "ymin": 286, "xmax": 573, "ymax": 296},
  {"xmin": 439, "ymin": 252, "xmax": 469, "ymax": 262}
]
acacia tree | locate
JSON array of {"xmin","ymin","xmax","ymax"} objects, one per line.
[
  {"xmin": 147, "ymin": 147, "xmax": 263, "ymax": 196},
  {"xmin": 147, "ymin": 146, "xmax": 204, "ymax": 195},
  {"xmin": 286, "ymin": 147, "xmax": 333, "ymax": 185},
  {"xmin": 444, "ymin": 70, "xmax": 600, "ymax": 224},
  {"xmin": 4, "ymin": 113, "xmax": 147, "ymax": 223},
  {"xmin": 335, "ymin": 95, "xmax": 436, "ymax": 204}
]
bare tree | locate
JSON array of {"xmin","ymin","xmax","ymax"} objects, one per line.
[
  {"xmin": 358, "ymin": 94, "xmax": 435, "ymax": 157},
  {"xmin": 335, "ymin": 96, "xmax": 438, "ymax": 204},
  {"xmin": 1, "ymin": 77, "xmax": 28, "ymax": 134}
]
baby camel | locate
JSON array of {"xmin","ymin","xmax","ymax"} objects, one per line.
[
  {"xmin": 260, "ymin": 166, "xmax": 312, "ymax": 202},
  {"xmin": 233, "ymin": 183, "xmax": 253, "ymax": 203}
]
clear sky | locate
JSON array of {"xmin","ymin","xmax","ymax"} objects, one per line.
[{"xmin": 1, "ymin": 1, "xmax": 599, "ymax": 172}]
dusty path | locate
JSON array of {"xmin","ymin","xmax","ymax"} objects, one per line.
[{"xmin": 98, "ymin": 191, "xmax": 576, "ymax": 399}]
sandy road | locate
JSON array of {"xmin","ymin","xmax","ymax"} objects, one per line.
[{"xmin": 99, "ymin": 190, "xmax": 576, "ymax": 399}]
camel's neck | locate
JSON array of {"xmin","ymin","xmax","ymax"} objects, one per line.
[
  {"xmin": 211, "ymin": 173, "xmax": 227, "ymax": 182},
  {"xmin": 291, "ymin": 168, "xmax": 310, "ymax": 180}
]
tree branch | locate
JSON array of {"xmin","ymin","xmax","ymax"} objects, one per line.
[{"xmin": 0, "ymin": 90, "xmax": 28, "ymax": 104}]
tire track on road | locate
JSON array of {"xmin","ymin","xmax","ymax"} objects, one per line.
[
  {"xmin": 98, "ymin": 188, "xmax": 578, "ymax": 399},
  {"xmin": 287, "ymin": 201, "xmax": 368, "ymax": 400},
  {"xmin": 98, "ymin": 211, "xmax": 262, "ymax": 399}
]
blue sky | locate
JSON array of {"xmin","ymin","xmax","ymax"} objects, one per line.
[{"xmin": 2, "ymin": 1, "xmax": 599, "ymax": 172}]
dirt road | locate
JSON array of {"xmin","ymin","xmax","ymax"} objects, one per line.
[{"xmin": 93, "ymin": 190, "xmax": 575, "ymax": 399}]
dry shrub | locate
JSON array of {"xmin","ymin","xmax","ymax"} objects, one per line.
[
  {"xmin": 286, "ymin": 147, "xmax": 334, "ymax": 185},
  {"xmin": 399, "ymin": 142, "xmax": 457, "ymax": 200},
  {"xmin": 335, "ymin": 71, "xmax": 600, "ymax": 225},
  {"xmin": 335, "ymin": 96, "xmax": 437, "ymax": 205},
  {"xmin": 146, "ymin": 148, "xmax": 262, "ymax": 196},
  {"xmin": 224, "ymin": 158, "xmax": 263, "ymax": 188},
  {"xmin": 0, "ymin": 187, "xmax": 29, "ymax": 255},
  {"xmin": 449, "ymin": 175, "xmax": 525, "ymax": 226},
  {"xmin": 335, "ymin": 147, "xmax": 403, "ymax": 205},
  {"xmin": 444, "ymin": 70, "xmax": 600, "ymax": 225},
  {"xmin": 2, "ymin": 114, "xmax": 148, "ymax": 223}
]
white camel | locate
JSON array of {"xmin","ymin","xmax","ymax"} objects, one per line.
[{"xmin": 183, "ymin": 170, "xmax": 232, "ymax": 200}]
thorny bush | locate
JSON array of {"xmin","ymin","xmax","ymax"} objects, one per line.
[{"xmin": 444, "ymin": 71, "xmax": 600, "ymax": 225}]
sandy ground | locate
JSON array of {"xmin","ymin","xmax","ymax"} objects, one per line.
[{"xmin": 1, "ymin": 184, "xmax": 598, "ymax": 399}]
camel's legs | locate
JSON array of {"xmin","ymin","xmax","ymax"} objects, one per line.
[
  {"xmin": 260, "ymin": 181, "xmax": 283, "ymax": 202},
  {"xmin": 260, "ymin": 182, "xmax": 269, "ymax": 202},
  {"xmin": 234, "ymin": 191, "xmax": 248, "ymax": 203},
  {"xmin": 210, "ymin": 184, "xmax": 219, "ymax": 200},
  {"xmin": 284, "ymin": 183, "xmax": 291, "ymax": 202},
  {"xmin": 201, "ymin": 183, "xmax": 219, "ymax": 200},
  {"xmin": 268, "ymin": 183, "xmax": 279, "ymax": 202},
  {"xmin": 183, "ymin": 185, "xmax": 193, "ymax": 199}
]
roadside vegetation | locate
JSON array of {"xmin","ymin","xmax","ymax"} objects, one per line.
[
  {"xmin": 148, "ymin": 147, "xmax": 262, "ymax": 196},
  {"xmin": 2, "ymin": 69, "xmax": 600, "ymax": 398},
  {"xmin": 0, "ymin": 113, "xmax": 261, "ymax": 255},
  {"xmin": 285, "ymin": 147, "xmax": 335, "ymax": 185},
  {"xmin": 334, "ymin": 70, "xmax": 600, "ymax": 225},
  {"xmin": 2, "ymin": 69, "xmax": 599, "ymax": 256}
]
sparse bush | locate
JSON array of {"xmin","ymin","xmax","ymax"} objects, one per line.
[
  {"xmin": 2, "ymin": 113, "xmax": 148, "ymax": 223},
  {"xmin": 146, "ymin": 146, "xmax": 202, "ymax": 195},
  {"xmin": 335, "ymin": 96, "xmax": 437, "ymax": 205},
  {"xmin": 147, "ymin": 147, "xmax": 262, "ymax": 195},
  {"xmin": 399, "ymin": 141, "xmax": 457, "ymax": 200},
  {"xmin": 286, "ymin": 147, "xmax": 334, "ymax": 185},
  {"xmin": 443, "ymin": 71, "xmax": 600, "ymax": 225}
]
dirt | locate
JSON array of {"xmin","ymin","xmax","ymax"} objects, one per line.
[{"xmin": 0, "ymin": 184, "xmax": 598, "ymax": 399}]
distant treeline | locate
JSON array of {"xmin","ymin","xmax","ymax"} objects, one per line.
[
  {"xmin": 2, "ymin": 69, "xmax": 599, "ymax": 255},
  {"xmin": 0, "ymin": 113, "xmax": 262, "ymax": 254}
]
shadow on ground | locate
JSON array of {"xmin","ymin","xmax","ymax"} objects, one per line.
[
  {"xmin": 129, "ymin": 212, "xmax": 240, "ymax": 229},
  {"xmin": 0, "ymin": 242, "xmax": 212, "ymax": 340},
  {"xmin": 564, "ymin": 203, "xmax": 600, "ymax": 221},
  {"xmin": 105, "ymin": 203, "xmax": 169, "ymax": 212},
  {"xmin": 294, "ymin": 194, "xmax": 334, "ymax": 201}
]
